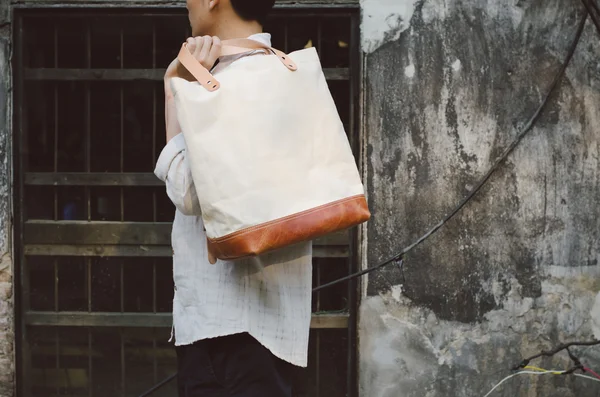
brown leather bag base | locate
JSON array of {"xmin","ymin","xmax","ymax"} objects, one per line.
[{"xmin": 206, "ymin": 195, "xmax": 370, "ymax": 263}]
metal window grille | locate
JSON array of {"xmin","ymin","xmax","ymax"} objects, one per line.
[{"xmin": 14, "ymin": 6, "xmax": 361, "ymax": 397}]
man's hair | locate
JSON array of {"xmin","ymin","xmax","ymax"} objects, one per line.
[{"xmin": 230, "ymin": 0, "xmax": 276, "ymax": 24}]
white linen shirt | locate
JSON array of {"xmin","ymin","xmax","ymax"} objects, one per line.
[{"xmin": 154, "ymin": 33, "xmax": 313, "ymax": 367}]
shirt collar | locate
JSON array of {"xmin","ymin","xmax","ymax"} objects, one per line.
[{"xmin": 246, "ymin": 33, "xmax": 272, "ymax": 47}]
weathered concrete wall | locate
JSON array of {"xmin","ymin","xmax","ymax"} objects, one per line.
[
  {"xmin": 360, "ymin": 0, "xmax": 600, "ymax": 396},
  {"xmin": 0, "ymin": 0, "xmax": 14, "ymax": 395}
]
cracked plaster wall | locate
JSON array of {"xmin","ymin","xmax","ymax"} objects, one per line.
[{"xmin": 360, "ymin": 0, "xmax": 600, "ymax": 396}]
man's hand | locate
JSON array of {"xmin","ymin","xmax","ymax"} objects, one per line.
[
  {"xmin": 164, "ymin": 36, "xmax": 222, "ymax": 82},
  {"xmin": 164, "ymin": 36, "xmax": 221, "ymax": 142}
]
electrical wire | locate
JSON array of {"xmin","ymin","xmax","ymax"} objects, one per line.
[
  {"xmin": 482, "ymin": 371, "xmax": 558, "ymax": 397},
  {"xmin": 513, "ymin": 340, "xmax": 600, "ymax": 370},
  {"xmin": 524, "ymin": 366, "xmax": 565, "ymax": 375},
  {"xmin": 575, "ymin": 373, "xmax": 600, "ymax": 383},
  {"xmin": 581, "ymin": 0, "xmax": 600, "ymax": 34},
  {"xmin": 483, "ymin": 369, "xmax": 600, "ymax": 397},
  {"xmin": 583, "ymin": 367, "xmax": 600, "ymax": 380},
  {"xmin": 518, "ymin": 355, "xmax": 600, "ymax": 384}
]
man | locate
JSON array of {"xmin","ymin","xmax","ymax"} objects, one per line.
[{"xmin": 154, "ymin": 0, "xmax": 313, "ymax": 396}]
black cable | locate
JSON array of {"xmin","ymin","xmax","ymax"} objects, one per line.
[
  {"xmin": 139, "ymin": 6, "xmax": 592, "ymax": 397},
  {"xmin": 589, "ymin": 0, "xmax": 600, "ymax": 17},
  {"xmin": 582, "ymin": 0, "xmax": 600, "ymax": 35},
  {"xmin": 512, "ymin": 340, "xmax": 600, "ymax": 371},
  {"xmin": 565, "ymin": 347, "xmax": 584, "ymax": 373}
]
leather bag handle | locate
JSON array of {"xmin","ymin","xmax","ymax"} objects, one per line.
[{"xmin": 177, "ymin": 38, "xmax": 298, "ymax": 92}]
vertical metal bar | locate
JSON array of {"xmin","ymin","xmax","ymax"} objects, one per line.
[
  {"xmin": 348, "ymin": 17, "xmax": 358, "ymax": 156},
  {"xmin": 153, "ymin": 260, "xmax": 157, "ymax": 313},
  {"xmin": 15, "ymin": 15, "xmax": 33, "ymax": 397},
  {"xmin": 121, "ymin": 264, "xmax": 125, "ymax": 313},
  {"xmin": 152, "ymin": 23, "xmax": 160, "ymax": 389},
  {"xmin": 121, "ymin": 329, "xmax": 126, "ymax": 397},
  {"xmin": 315, "ymin": 261, "xmax": 321, "ymax": 397},
  {"xmin": 120, "ymin": 28, "xmax": 125, "ymax": 222},
  {"xmin": 316, "ymin": 261, "xmax": 321, "ymax": 313},
  {"xmin": 119, "ymin": 35, "xmax": 126, "ymax": 378},
  {"xmin": 152, "ymin": 21, "xmax": 158, "ymax": 223},
  {"xmin": 85, "ymin": 25, "xmax": 93, "ymax": 317},
  {"xmin": 317, "ymin": 20, "xmax": 323, "ymax": 55},
  {"xmin": 87, "ymin": 260, "xmax": 92, "ymax": 312},
  {"xmin": 152, "ymin": 21, "xmax": 157, "ymax": 163},
  {"xmin": 346, "ymin": 13, "xmax": 361, "ymax": 397},
  {"xmin": 53, "ymin": 25, "xmax": 60, "ymax": 315},
  {"xmin": 55, "ymin": 328, "xmax": 60, "ymax": 395},
  {"xmin": 54, "ymin": 24, "xmax": 58, "ymax": 162},
  {"xmin": 88, "ymin": 329, "xmax": 93, "ymax": 397},
  {"xmin": 314, "ymin": 52, "xmax": 325, "ymax": 397},
  {"xmin": 53, "ymin": 25, "xmax": 59, "ymax": 219},
  {"xmin": 315, "ymin": 0, "xmax": 328, "ymax": 356},
  {"xmin": 85, "ymin": 28, "xmax": 94, "ymax": 397},
  {"xmin": 152, "ymin": 23, "xmax": 159, "ymax": 331},
  {"xmin": 153, "ymin": 330, "xmax": 158, "ymax": 385},
  {"xmin": 85, "ymin": 24, "xmax": 93, "ymax": 316},
  {"xmin": 283, "ymin": 23, "xmax": 289, "ymax": 53},
  {"xmin": 54, "ymin": 259, "xmax": 59, "ymax": 311},
  {"xmin": 85, "ymin": 25, "xmax": 91, "ymax": 219}
]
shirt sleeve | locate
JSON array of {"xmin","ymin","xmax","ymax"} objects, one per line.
[{"xmin": 154, "ymin": 133, "xmax": 203, "ymax": 216}]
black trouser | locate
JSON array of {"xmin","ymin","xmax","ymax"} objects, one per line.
[{"xmin": 176, "ymin": 333, "xmax": 295, "ymax": 397}]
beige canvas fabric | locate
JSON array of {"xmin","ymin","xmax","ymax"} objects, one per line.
[{"xmin": 171, "ymin": 45, "xmax": 366, "ymax": 242}]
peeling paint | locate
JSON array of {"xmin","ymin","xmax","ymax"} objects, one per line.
[
  {"xmin": 361, "ymin": 276, "xmax": 600, "ymax": 396},
  {"xmin": 451, "ymin": 59, "xmax": 461, "ymax": 72},
  {"xmin": 360, "ymin": 0, "xmax": 420, "ymax": 53},
  {"xmin": 0, "ymin": 254, "xmax": 10, "ymax": 274},
  {"xmin": 421, "ymin": 0, "xmax": 525, "ymax": 28}
]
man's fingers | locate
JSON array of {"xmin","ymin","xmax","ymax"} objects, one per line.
[
  {"xmin": 186, "ymin": 35, "xmax": 222, "ymax": 69},
  {"xmin": 186, "ymin": 37, "xmax": 197, "ymax": 54},
  {"xmin": 192, "ymin": 36, "xmax": 205, "ymax": 57},
  {"xmin": 207, "ymin": 36, "xmax": 222, "ymax": 63},
  {"xmin": 198, "ymin": 36, "xmax": 212, "ymax": 60}
]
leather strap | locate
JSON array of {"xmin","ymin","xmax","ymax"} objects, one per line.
[
  {"xmin": 177, "ymin": 38, "xmax": 297, "ymax": 92},
  {"xmin": 177, "ymin": 44, "xmax": 221, "ymax": 91},
  {"xmin": 221, "ymin": 38, "xmax": 298, "ymax": 71}
]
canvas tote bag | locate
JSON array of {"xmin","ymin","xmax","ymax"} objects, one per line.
[{"xmin": 171, "ymin": 38, "xmax": 370, "ymax": 263}]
